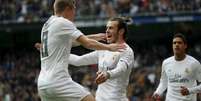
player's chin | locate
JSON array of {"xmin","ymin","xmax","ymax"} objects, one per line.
[
  {"xmin": 107, "ymin": 39, "xmax": 111, "ymax": 43},
  {"xmin": 173, "ymin": 49, "xmax": 180, "ymax": 54}
]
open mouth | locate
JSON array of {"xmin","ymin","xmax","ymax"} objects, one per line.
[{"xmin": 106, "ymin": 33, "xmax": 112, "ymax": 40}]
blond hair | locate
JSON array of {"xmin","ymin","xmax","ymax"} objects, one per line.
[{"xmin": 54, "ymin": 0, "xmax": 75, "ymax": 13}]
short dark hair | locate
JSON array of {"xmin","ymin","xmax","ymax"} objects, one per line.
[
  {"xmin": 54, "ymin": 0, "xmax": 75, "ymax": 13},
  {"xmin": 173, "ymin": 33, "xmax": 187, "ymax": 44},
  {"xmin": 109, "ymin": 17, "xmax": 128, "ymax": 40}
]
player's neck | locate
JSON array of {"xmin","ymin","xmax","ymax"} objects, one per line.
[
  {"xmin": 55, "ymin": 12, "xmax": 73, "ymax": 22},
  {"xmin": 116, "ymin": 37, "xmax": 125, "ymax": 44},
  {"xmin": 174, "ymin": 54, "xmax": 186, "ymax": 61},
  {"xmin": 116, "ymin": 40, "xmax": 125, "ymax": 44}
]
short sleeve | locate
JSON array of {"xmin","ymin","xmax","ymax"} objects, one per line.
[{"xmin": 57, "ymin": 19, "xmax": 83, "ymax": 40}]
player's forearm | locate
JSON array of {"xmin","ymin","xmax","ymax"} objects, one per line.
[
  {"xmin": 107, "ymin": 60, "xmax": 128, "ymax": 78},
  {"xmin": 72, "ymin": 34, "xmax": 104, "ymax": 47},
  {"xmin": 87, "ymin": 34, "xmax": 99, "ymax": 41},
  {"xmin": 83, "ymin": 38, "xmax": 110, "ymax": 50},
  {"xmin": 72, "ymin": 40, "xmax": 81, "ymax": 47},
  {"xmin": 69, "ymin": 54, "xmax": 97, "ymax": 66},
  {"xmin": 188, "ymin": 84, "xmax": 201, "ymax": 94},
  {"xmin": 69, "ymin": 54, "xmax": 83, "ymax": 66},
  {"xmin": 155, "ymin": 79, "xmax": 167, "ymax": 95},
  {"xmin": 86, "ymin": 34, "xmax": 105, "ymax": 41}
]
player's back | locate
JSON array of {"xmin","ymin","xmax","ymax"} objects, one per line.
[{"xmin": 38, "ymin": 16, "xmax": 75, "ymax": 89}]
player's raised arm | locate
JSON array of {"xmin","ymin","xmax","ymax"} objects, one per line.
[
  {"xmin": 86, "ymin": 33, "xmax": 106, "ymax": 42},
  {"xmin": 72, "ymin": 33, "xmax": 106, "ymax": 47},
  {"xmin": 35, "ymin": 33, "xmax": 107, "ymax": 49},
  {"xmin": 76, "ymin": 35, "xmax": 125, "ymax": 52}
]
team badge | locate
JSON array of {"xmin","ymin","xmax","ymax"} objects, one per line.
[{"xmin": 185, "ymin": 68, "xmax": 190, "ymax": 74}]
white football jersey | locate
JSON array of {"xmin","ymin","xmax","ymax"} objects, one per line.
[
  {"xmin": 69, "ymin": 43, "xmax": 134, "ymax": 101},
  {"xmin": 96, "ymin": 44, "xmax": 134, "ymax": 101},
  {"xmin": 38, "ymin": 15, "xmax": 83, "ymax": 89},
  {"xmin": 155, "ymin": 55, "xmax": 201, "ymax": 101}
]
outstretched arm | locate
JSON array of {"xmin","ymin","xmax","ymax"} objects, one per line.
[
  {"xmin": 72, "ymin": 33, "xmax": 106, "ymax": 47},
  {"xmin": 35, "ymin": 33, "xmax": 107, "ymax": 49},
  {"xmin": 69, "ymin": 52, "xmax": 98, "ymax": 66},
  {"xmin": 87, "ymin": 33, "xmax": 106, "ymax": 42},
  {"xmin": 77, "ymin": 35, "xmax": 125, "ymax": 52}
]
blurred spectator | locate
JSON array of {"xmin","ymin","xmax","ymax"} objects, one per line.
[
  {"xmin": 0, "ymin": 51, "xmax": 40, "ymax": 101},
  {"xmin": 76, "ymin": 0, "xmax": 96, "ymax": 17},
  {"xmin": 157, "ymin": 0, "xmax": 171, "ymax": 14},
  {"xmin": 115, "ymin": 0, "xmax": 139, "ymax": 16},
  {"xmin": 1, "ymin": 0, "xmax": 201, "ymax": 22},
  {"xmin": 98, "ymin": 0, "xmax": 116, "ymax": 18}
]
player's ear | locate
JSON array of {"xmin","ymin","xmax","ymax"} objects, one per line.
[
  {"xmin": 119, "ymin": 29, "xmax": 124, "ymax": 36},
  {"xmin": 184, "ymin": 43, "xmax": 187, "ymax": 50}
]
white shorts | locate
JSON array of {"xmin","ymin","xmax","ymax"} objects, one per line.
[
  {"xmin": 96, "ymin": 92, "xmax": 129, "ymax": 101},
  {"xmin": 96, "ymin": 96, "xmax": 129, "ymax": 101},
  {"xmin": 38, "ymin": 79, "xmax": 90, "ymax": 101}
]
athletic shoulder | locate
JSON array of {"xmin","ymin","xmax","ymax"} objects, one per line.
[
  {"xmin": 120, "ymin": 43, "xmax": 134, "ymax": 66},
  {"xmin": 123, "ymin": 43, "xmax": 134, "ymax": 55},
  {"xmin": 186, "ymin": 55, "xmax": 200, "ymax": 65},
  {"xmin": 162, "ymin": 56, "xmax": 174, "ymax": 66}
]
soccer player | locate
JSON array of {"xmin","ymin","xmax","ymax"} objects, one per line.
[
  {"xmin": 37, "ymin": 0, "xmax": 125, "ymax": 101},
  {"xmin": 152, "ymin": 33, "xmax": 201, "ymax": 101},
  {"xmin": 69, "ymin": 17, "xmax": 134, "ymax": 101}
]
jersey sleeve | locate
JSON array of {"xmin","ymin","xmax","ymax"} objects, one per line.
[
  {"xmin": 69, "ymin": 51, "xmax": 99, "ymax": 66},
  {"xmin": 57, "ymin": 20, "xmax": 83, "ymax": 40},
  {"xmin": 189, "ymin": 84, "xmax": 201, "ymax": 94},
  {"xmin": 188, "ymin": 60, "xmax": 201, "ymax": 94},
  {"xmin": 119, "ymin": 48, "xmax": 134, "ymax": 69},
  {"xmin": 107, "ymin": 48, "xmax": 134, "ymax": 78},
  {"xmin": 154, "ymin": 61, "xmax": 168, "ymax": 96},
  {"xmin": 193, "ymin": 60, "xmax": 201, "ymax": 82}
]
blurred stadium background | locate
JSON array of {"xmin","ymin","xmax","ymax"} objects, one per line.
[{"xmin": 1, "ymin": 0, "xmax": 201, "ymax": 101}]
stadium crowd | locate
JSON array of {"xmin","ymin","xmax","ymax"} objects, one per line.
[
  {"xmin": 0, "ymin": 40, "xmax": 201, "ymax": 101},
  {"xmin": 0, "ymin": 0, "xmax": 201, "ymax": 22},
  {"xmin": 0, "ymin": 51, "xmax": 40, "ymax": 101}
]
